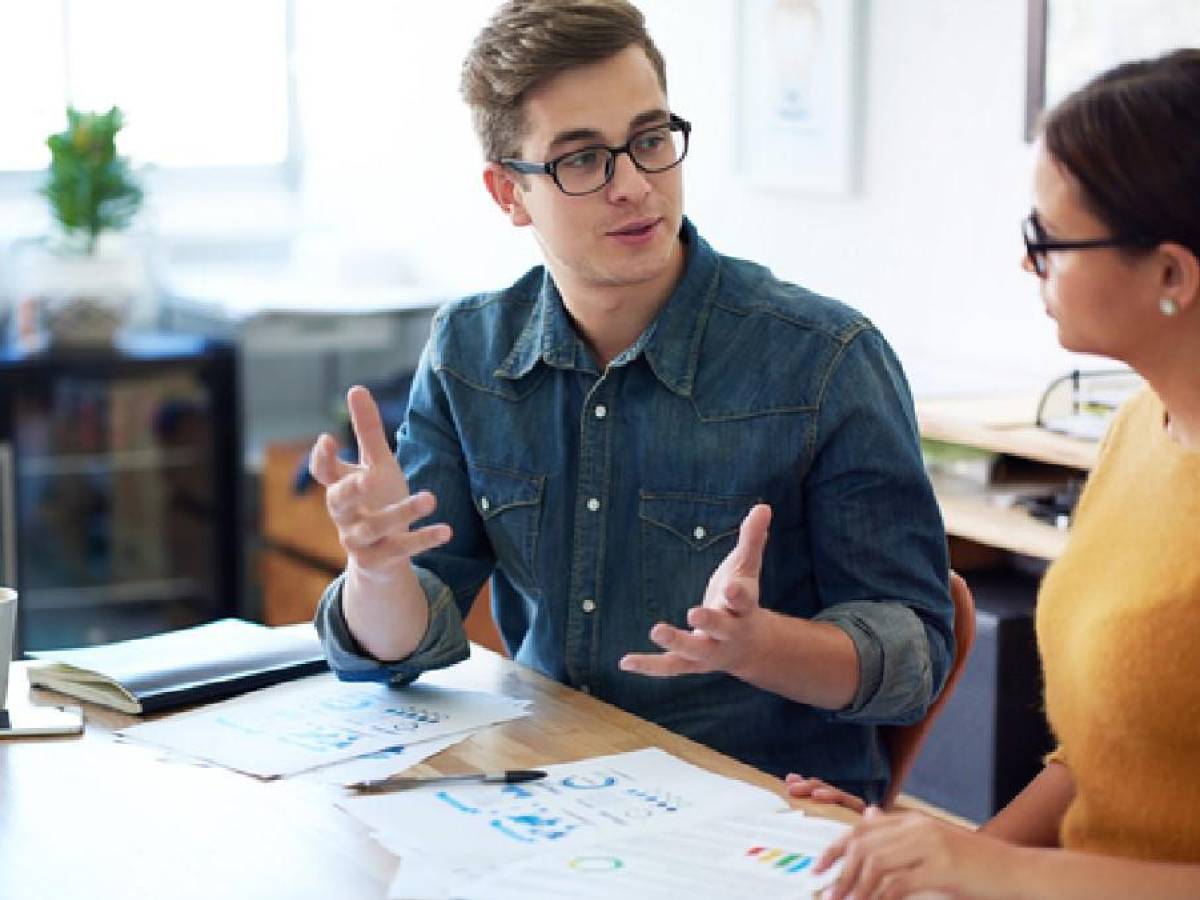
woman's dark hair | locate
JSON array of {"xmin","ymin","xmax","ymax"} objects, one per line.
[{"xmin": 1041, "ymin": 48, "xmax": 1200, "ymax": 261}]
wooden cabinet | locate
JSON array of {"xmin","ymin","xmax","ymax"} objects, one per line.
[{"xmin": 258, "ymin": 440, "xmax": 505, "ymax": 655}]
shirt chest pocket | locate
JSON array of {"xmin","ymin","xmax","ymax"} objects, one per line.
[
  {"xmin": 469, "ymin": 464, "xmax": 545, "ymax": 594},
  {"xmin": 638, "ymin": 492, "xmax": 755, "ymax": 623}
]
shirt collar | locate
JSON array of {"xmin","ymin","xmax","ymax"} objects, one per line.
[
  {"xmin": 496, "ymin": 217, "xmax": 718, "ymax": 396},
  {"xmin": 640, "ymin": 217, "xmax": 717, "ymax": 397},
  {"xmin": 496, "ymin": 271, "xmax": 589, "ymax": 379}
]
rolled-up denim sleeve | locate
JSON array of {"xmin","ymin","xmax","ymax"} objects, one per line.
[
  {"xmin": 805, "ymin": 325, "xmax": 954, "ymax": 725},
  {"xmin": 815, "ymin": 600, "xmax": 934, "ymax": 720},
  {"xmin": 313, "ymin": 564, "xmax": 470, "ymax": 685}
]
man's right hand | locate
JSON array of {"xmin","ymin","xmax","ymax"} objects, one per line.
[{"xmin": 308, "ymin": 385, "xmax": 452, "ymax": 582}]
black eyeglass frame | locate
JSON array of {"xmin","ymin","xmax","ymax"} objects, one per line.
[
  {"xmin": 1022, "ymin": 210, "xmax": 1154, "ymax": 277},
  {"xmin": 499, "ymin": 114, "xmax": 692, "ymax": 196}
]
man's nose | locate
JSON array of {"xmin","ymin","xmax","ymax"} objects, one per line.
[{"xmin": 605, "ymin": 150, "xmax": 651, "ymax": 201}]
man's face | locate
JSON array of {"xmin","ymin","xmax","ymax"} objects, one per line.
[{"xmin": 499, "ymin": 45, "xmax": 685, "ymax": 298}]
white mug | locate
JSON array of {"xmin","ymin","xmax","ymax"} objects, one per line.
[{"xmin": 0, "ymin": 588, "xmax": 16, "ymax": 710}]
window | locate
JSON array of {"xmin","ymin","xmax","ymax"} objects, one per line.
[{"xmin": 0, "ymin": 0, "xmax": 293, "ymax": 176}]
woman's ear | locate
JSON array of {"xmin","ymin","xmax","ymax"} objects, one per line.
[
  {"xmin": 1157, "ymin": 241, "xmax": 1200, "ymax": 314},
  {"xmin": 483, "ymin": 163, "xmax": 532, "ymax": 227}
]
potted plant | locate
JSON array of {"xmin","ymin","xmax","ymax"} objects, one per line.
[
  {"xmin": 44, "ymin": 106, "xmax": 143, "ymax": 254},
  {"xmin": 28, "ymin": 106, "xmax": 146, "ymax": 347}
]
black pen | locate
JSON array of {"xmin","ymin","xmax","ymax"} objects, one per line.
[{"xmin": 347, "ymin": 768, "xmax": 547, "ymax": 794}]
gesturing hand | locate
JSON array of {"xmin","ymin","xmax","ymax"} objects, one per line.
[
  {"xmin": 619, "ymin": 503, "xmax": 772, "ymax": 679},
  {"xmin": 308, "ymin": 386, "xmax": 452, "ymax": 582}
]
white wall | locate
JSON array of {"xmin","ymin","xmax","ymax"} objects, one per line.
[
  {"xmin": 2, "ymin": 2, "xmax": 1090, "ymax": 394},
  {"xmin": 644, "ymin": 0, "xmax": 1079, "ymax": 393},
  {"xmin": 294, "ymin": 1, "xmax": 1089, "ymax": 395}
]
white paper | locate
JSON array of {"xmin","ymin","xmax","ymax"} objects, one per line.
[
  {"xmin": 356, "ymin": 747, "xmax": 787, "ymax": 899},
  {"xmin": 453, "ymin": 810, "xmax": 849, "ymax": 900},
  {"xmin": 298, "ymin": 732, "xmax": 466, "ymax": 786},
  {"xmin": 120, "ymin": 674, "xmax": 529, "ymax": 778}
]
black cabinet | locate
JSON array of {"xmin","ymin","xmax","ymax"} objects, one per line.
[
  {"xmin": 906, "ymin": 567, "xmax": 1055, "ymax": 823},
  {"xmin": 0, "ymin": 334, "xmax": 240, "ymax": 653}
]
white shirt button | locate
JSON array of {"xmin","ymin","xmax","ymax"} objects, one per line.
[
  {"xmin": 479, "ymin": 496, "xmax": 490, "ymax": 512},
  {"xmin": 581, "ymin": 598, "xmax": 596, "ymax": 613},
  {"xmin": 586, "ymin": 497, "xmax": 600, "ymax": 512},
  {"xmin": 594, "ymin": 404, "xmax": 607, "ymax": 419},
  {"xmin": 693, "ymin": 525, "xmax": 707, "ymax": 541}
]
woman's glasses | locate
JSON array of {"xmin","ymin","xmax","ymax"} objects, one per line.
[{"xmin": 1022, "ymin": 210, "xmax": 1153, "ymax": 277}]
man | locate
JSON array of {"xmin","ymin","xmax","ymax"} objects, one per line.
[{"xmin": 310, "ymin": 0, "xmax": 952, "ymax": 803}]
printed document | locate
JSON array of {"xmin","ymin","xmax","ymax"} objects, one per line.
[
  {"xmin": 454, "ymin": 808, "xmax": 849, "ymax": 899},
  {"xmin": 120, "ymin": 674, "xmax": 529, "ymax": 778},
  {"xmin": 334, "ymin": 747, "xmax": 788, "ymax": 898}
]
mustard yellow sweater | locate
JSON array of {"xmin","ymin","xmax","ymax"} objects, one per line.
[{"xmin": 1037, "ymin": 388, "xmax": 1200, "ymax": 862}]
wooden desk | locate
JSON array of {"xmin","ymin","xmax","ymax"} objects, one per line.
[
  {"xmin": 0, "ymin": 650, "xmax": 851, "ymax": 900},
  {"xmin": 917, "ymin": 393, "xmax": 1100, "ymax": 471}
]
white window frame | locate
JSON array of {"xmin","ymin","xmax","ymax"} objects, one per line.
[{"xmin": 0, "ymin": 0, "xmax": 302, "ymax": 197}]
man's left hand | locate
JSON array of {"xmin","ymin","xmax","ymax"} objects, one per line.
[{"xmin": 619, "ymin": 503, "xmax": 773, "ymax": 678}]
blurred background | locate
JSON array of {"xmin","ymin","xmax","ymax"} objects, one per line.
[{"xmin": 0, "ymin": 0, "xmax": 1191, "ymax": 654}]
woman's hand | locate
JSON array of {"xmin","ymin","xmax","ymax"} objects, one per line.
[
  {"xmin": 784, "ymin": 773, "xmax": 867, "ymax": 814},
  {"xmin": 817, "ymin": 807, "xmax": 1014, "ymax": 900}
]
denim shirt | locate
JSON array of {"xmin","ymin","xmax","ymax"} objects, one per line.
[{"xmin": 316, "ymin": 218, "xmax": 952, "ymax": 802}]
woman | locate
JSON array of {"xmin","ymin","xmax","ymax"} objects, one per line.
[{"xmin": 787, "ymin": 49, "xmax": 1200, "ymax": 899}]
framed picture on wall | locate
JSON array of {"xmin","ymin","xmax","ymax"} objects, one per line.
[
  {"xmin": 1025, "ymin": 0, "xmax": 1200, "ymax": 140},
  {"xmin": 734, "ymin": 0, "xmax": 862, "ymax": 194}
]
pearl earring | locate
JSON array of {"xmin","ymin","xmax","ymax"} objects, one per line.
[{"xmin": 1160, "ymin": 297, "xmax": 1179, "ymax": 317}]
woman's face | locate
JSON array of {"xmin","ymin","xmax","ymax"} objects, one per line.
[{"xmin": 1025, "ymin": 143, "xmax": 1163, "ymax": 361}]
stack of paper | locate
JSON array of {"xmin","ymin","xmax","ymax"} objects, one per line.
[
  {"xmin": 298, "ymin": 733, "xmax": 469, "ymax": 788},
  {"xmin": 120, "ymin": 675, "xmax": 530, "ymax": 779},
  {"xmin": 458, "ymin": 809, "xmax": 850, "ymax": 899},
  {"xmin": 333, "ymin": 746, "xmax": 841, "ymax": 899}
]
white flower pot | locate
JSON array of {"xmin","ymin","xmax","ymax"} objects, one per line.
[{"xmin": 18, "ymin": 238, "xmax": 146, "ymax": 348}]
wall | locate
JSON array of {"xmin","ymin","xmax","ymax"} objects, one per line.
[
  {"xmin": 294, "ymin": 1, "xmax": 1092, "ymax": 396},
  {"xmin": 0, "ymin": 2, "xmax": 1099, "ymax": 395},
  {"xmin": 648, "ymin": 0, "xmax": 1083, "ymax": 393}
]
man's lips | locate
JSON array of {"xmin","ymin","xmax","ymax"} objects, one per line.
[{"xmin": 606, "ymin": 217, "xmax": 661, "ymax": 237}]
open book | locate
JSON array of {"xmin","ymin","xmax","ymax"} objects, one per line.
[{"xmin": 27, "ymin": 619, "xmax": 327, "ymax": 714}]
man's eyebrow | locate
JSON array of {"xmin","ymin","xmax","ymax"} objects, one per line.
[
  {"xmin": 545, "ymin": 109, "xmax": 672, "ymax": 152},
  {"xmin": 628, "ymin": 108, "xmax": 670, "ymax": 131},
  {"xmin": 546, "ymin": 127, "xmax": 605, "ymax": 152}
]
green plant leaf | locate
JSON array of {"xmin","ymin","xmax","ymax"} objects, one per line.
[{"xmin": 42, "ymin": 105, "xmax": 143, "ymax": 253}]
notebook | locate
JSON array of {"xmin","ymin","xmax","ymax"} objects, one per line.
[{"xmin": 27, "ymin": 619, "xmax": 327, "ymax": 714}]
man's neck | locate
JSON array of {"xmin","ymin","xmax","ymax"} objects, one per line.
[{"xmin": 555, "ymin": 240, "xmax": 686, "ymax": 369}]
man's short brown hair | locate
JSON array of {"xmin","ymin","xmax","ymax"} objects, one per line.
[{"xmin": 460, "ymin": 0, "xmax": 668, "ymax": 161}]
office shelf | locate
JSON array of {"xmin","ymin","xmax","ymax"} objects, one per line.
[{"xmin": 0, "ymin": 333, "xmax": 240, "ymax": 652}]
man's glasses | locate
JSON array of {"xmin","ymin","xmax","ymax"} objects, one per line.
[
  {"xmin": 501, "ymin": 114, "xmax": 691, "ymax": 197},
  {"xmin": 1022, "ymin": 210, "xmax": 1153, "ymax": 277}
]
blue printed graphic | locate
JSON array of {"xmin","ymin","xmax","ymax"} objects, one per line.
[
  {"xmin": 490, "ymin": 814, "xmax": 576, "ymax": 843},
  {"xmin": 561, "ymin": 774, "xmax": 618, "ymax": 790},
  {"xmin": 436, "ymin": 790, "xmax": 481, "ymax": 814}
]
